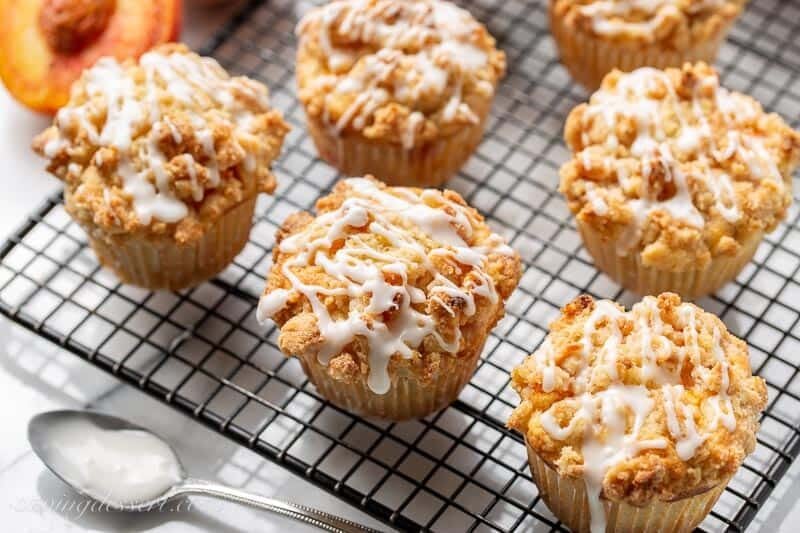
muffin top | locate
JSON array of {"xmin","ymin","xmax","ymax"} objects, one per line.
[
  {"xmin": 257, "ymin": 177, "xmax": 521, "ymax": 394},
  {"xmin": 551, "ymin": 0, "xmax": 744, "ymax": 47},
  {"xmin": 295, "ymin": 0, "xmax": 506, "ymax": 148},
  {"xmin": 560, "ymin": 63, "xmax": 800, "ymax": 272},
  {"xmin": 33, "ymin": 43, "xmax": 289, "ymax": 245},
  {"xmin": 509, "ymin": 293, "xmax": 767, "ymax": 510}
]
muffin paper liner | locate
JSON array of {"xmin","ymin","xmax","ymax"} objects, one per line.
[
  {"xmin": 296, "ymin": 345, "xmax": 484, "ymax": 421},
  {"xmin": 526, "ymin": 443, "xmax": 728, "ymax": 533},
  {"xmin": 87, "ymin": 197, "xmax": 256, "ymax": 291},
  {"xmin": 577, "ymin": 220, "xmax": 762, "ymax": 300},
  {"xmin": 305, "ymin": 108, "xmax": 490, "ymax": 188},
  {"xmin": 549, "ymin": 1, "xmax": 734, "ymax": 90}
]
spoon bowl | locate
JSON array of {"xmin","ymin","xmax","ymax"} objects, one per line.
[
  {"xmin": 28, "ymin": 409, "xmax": 186, "ymax": 510},
  {"xmin": 29, "ymin": 410, "xmax": 381, "ymax": 533}
]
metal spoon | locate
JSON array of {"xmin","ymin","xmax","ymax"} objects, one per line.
[{"xmin": 28, "ymin": 410, "xmax": 383, "ymax": 533}]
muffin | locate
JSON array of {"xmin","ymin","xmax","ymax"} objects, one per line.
[
  {"xmin": 257, "ymin": 176, "xmax": 521, "ymax": 420},
  {"xmin": 295, "ymin": 0, "xmax": 506, "ymax": 187},
  {"xmin": 509, "ymin": 293, "xmax": 767, "ymax": 533},
  {"xmin": 33, "ymin": 44, "xmax": 289, "ymax": 290},
  {"xmin": 550, "ymin": 0, "xmax": 746, "ymax": 90},
  {"xmin": 559, "ymin": 63, "xmax": 800, "ymax": 299}
]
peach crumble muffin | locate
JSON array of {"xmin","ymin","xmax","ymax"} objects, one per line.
[
  {"xmin": 33, "ymin": 43, "xmax": 289, "ymax": 290},
  {"xmin": 560, "ymin": 63, "xmax": 800, "ymax": 299},
  {"xmin": 295, "ymin": 0, "xmax": 506, "ymax": 187},
  {"xmin": 550, "ymin": 0, "xmax": 746, "ymax": 90},
  {"xmin": 257, "ymin": 177, "xmax": 521, "ymax": 420},
  {"xmin": 509, "ymin": 293, "xmax": 767, "ymax": 533}
]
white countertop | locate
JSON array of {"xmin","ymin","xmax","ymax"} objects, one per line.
[{"xmin": 0, "ymin": 3, "xmax": 797, "ymax": 533}]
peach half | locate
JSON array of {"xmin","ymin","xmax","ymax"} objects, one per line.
[{"xmin": 0, "ymin": 0, "xmax": 182, "ymax": 113}]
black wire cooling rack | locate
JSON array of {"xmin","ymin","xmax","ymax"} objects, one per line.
[{"xmin": 2, "ymin": 0, "xmax": 800, "ymax": 531}]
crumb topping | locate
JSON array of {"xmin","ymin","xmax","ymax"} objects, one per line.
[
  {"xmin": 560, "ymin": 63, "xmax": 800, "ymax": 271},
  {"xmin": 552, "ymin": 0, "xmax": 744, "ymax": 47},
  {"xmin": 295, "ymin": 0, "xmax": 505, "ymax": 148},
  {"xmin": 258, "ymin": 177, "xmax": 521, "ymax": 394},
  {"xmin": 33, "ymin": 43, "xmax": 289, "ymax": 245},
  {"xmin": 509, "ymin": 293, "xmax": 766, "ymax": 522}
]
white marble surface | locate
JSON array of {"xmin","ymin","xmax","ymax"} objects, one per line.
[{"xmin": 0, "ymin": 2, "xmax": 797, "ymax": 533}]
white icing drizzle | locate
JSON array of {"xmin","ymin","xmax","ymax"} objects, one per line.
[
  {"xmin": 631, "ymin": 298, "xmax": 678, "ymax": 387},
  {"xmin": 661, "ymin": 384, "xmax": 706, "ymax": 460},
  {"xmin": 257, "ymin": 177, "xmax": 513, "ymax": 395},
  {"xmin": 580, "ymin": 300, "xmax": 625, "ymax": 382},
  {"xmin": 533, "ymin": 339, "xmax": 557, "ymax": 393},
  {"xmin": 579, "ymin": 66, "xmax": 785, "ymax": 254},
  {"xmin": 530, "ymin": 296, "xmax": 738, "ymax": 533},
  {"xmin": 577, "ymin": 0, "xmax": 726, "ymax": 39},
  {"xmin": 46, "ymin": 50, "xmax": 270, "ymax": 226},
  {"xmin": 584, "ymin": 182, "xmax": 609, "ymax": 215},
  {"xmin": 298, "ymin": 0, "xmax": 492, "ymax": 148},
  {"xmin": 44, "ymin": 137, "xmax": 67, "ymax": 158},
  {"xmin": 67, "ymin": 163, "xmax": 82, "ymax": 178},
  {"xmin": 403, "ymin": 111, "xmax": 426, "ymax": 150}
]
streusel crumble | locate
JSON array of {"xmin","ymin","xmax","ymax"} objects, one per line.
[
  {"xmin": 509, "ymin": 293, "xmax": 766, "ymax": 532},
  {"xmin": 258, "ymin": 176, "xmax": 521, "ymax": 419}
]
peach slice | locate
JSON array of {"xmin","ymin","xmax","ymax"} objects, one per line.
[{"xmin": 0, "ymin": 0, "xmax": 182, "ymax": 113}]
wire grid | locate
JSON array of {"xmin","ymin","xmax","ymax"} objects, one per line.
[{"xmin": 2, "ymin": 0, "xmax": 800, "ymax": 531}]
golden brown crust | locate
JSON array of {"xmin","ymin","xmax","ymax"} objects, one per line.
[
  {"xmin": 508, "ymin": 293, "xmax": 767, "ymax": 505},
  {"xmin": 260, "ymin": 177, "xmax": 522, "ymax": 386},
  {"xmin": 560, "ymin": 63, "xmax": 800, "ymax": 271},
  {"xmin": 295, "ymin": 0, "xmax": 505, "ymax": 147},
  {"xmin": 552, "ymin": 0, "xmax": 745, "ymax": 49},
  {"xmin": 33, "ymin": 43, "xmax": 289, "ymax": 246}
]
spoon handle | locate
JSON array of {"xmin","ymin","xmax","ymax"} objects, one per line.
[{"xmin": 176, "ymin": 478, "xmax": 385, "ymax": 533}]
